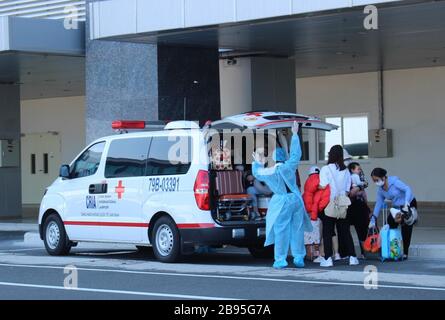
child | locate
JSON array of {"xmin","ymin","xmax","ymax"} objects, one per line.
[
  {"xmin": 349, "ymin": 162, "xmax": 368, "ymax": 202},
  {"xmin": 347, "ymin": 162, "xmax": 371, "ymax": 259},
  {"xmin": 302, "ymin": 166, "xmax": 330, "ymax": 262},
  {"xmin": 303, "ymin": 166, "xmax": 330, "ymax": 221}
]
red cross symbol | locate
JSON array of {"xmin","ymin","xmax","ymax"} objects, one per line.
[{"xmin": 115, "ymin": 180, "xmax": 125, "ymax": 199}]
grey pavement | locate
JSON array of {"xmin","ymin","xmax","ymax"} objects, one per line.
[{"xmin": 0, "ymin": 232, "xmax": 444, "ymax": 300}]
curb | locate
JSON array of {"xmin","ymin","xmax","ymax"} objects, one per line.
[
  {"xmin": 409, "ymin": 244, "xmax": 445, "ymax": 259},
  {"xmin": 0, "ymin": 223, "xmax": 38, "ymax": 232},
  {"xmin": 24, "ymin": 231, "xmax": 41, "ymax": 244},
  {"xmin": 22, "ymin": 232, "xmax": 445, "ymax": 260}
]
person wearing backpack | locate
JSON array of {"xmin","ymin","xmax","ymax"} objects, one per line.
[
  {"xmin": 369, "ymin": 168, "xmax": 418, "ymax": 260},
  {"xmin": 318, "ymin": 145, "xmax": 359, "ymax": 267}
]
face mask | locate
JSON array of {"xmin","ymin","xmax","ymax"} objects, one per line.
[{"xmin": 375, "ymin": 179, "xmax": 385, "ymax": 187}]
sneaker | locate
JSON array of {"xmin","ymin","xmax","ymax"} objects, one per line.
[
  {"xmin": 402, "ymin": 254, "xmax": 409, "ymax": 261},
  {"xmin": 334, "ymin": 253, "xmax": 342, "ymax": 261},
  {"xmin": 358, "ymin": 254, "xmax": 366, "ymax": 260},
  {"xmin": 349, "ymin": 256, "xmax": 360, "ymax": 266},
  {"xmin": 320, "ymin": 257, "xmax": 334, "ymax": 267},
  {"xmin": 313, "ymin": 256, "xmax": 323, "ymax": 263}
]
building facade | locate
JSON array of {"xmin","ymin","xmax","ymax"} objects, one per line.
[{"xmin": 1, "ymin": 0, "xmax": 445, "ymax": 218}]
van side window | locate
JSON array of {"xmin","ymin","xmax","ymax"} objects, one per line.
[
  {"xmin": 105, "ymin": 138, "xmax": 151, "ymax": 178},
  {"xmin": 146, "ymin": 136, "xmax": 192, "ymax": 176},
  {"xmin": 70, "ymin": 142, "xmax": 105, "ymax": 179}
]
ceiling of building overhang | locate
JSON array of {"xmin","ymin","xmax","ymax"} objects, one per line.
[
  {"xmin": 112, "ymin": 0, "xmax": 445, "ymax": 77},
  {"xmin": 0, "ymin": 52, "xmax": 84, "ymax": 100}
]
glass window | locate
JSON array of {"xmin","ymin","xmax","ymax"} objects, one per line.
[
  {"xmin": 343, "ymin": 116, "xmax": 369, "ymax": 159},
  {"xmin": 105, "ymin": 138, "xmax": 151, "ymax": 178},
  {"xmin": 70, "ymin": 142, "xmax": 105, "ymax": 179},
  {"xmin": 146, "ymin": 136, "xmax": 192, "ymax": 176},
  {"xmin": 318, "ymin": 115, "xmax": 369, "ymax": 161}
]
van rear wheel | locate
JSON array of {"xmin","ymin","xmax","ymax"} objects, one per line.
[
  {"xmin": 152, "ymin": 216, "xmax": 181, "ymax": 263},
  {"xmin": 43, "ymin": 214, "xmax": 71, "ymax": 256},
  {"xmin": 248, "ymin": 244, "xmax": 274, "ymax": 259}
]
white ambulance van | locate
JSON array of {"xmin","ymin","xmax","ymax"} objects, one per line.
[{"xmin": 38, "ymin": 112, "xmax": 337, "ymax": 262}]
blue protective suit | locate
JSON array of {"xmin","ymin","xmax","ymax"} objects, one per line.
[{"xmin": 252, "ymin": 133, "xmax": 312, "ymax": 268}]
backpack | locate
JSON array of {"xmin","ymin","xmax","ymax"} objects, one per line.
[{"xmin": 324, "ymin": 165, "xmax": 351, "ymax": 219}]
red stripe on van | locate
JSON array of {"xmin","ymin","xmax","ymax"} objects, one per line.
[
  {"xmin": 64, "ymin": 221, "xmax": 149, "ymax": 228},
  {"xmin": 177, "ymin": 223, "xmax": 215, "ymax": 229},
  {"xmin": 64, "ymin": 221, "xmax": 215, "ymax": 229}
]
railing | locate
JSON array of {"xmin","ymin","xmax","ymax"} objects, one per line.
[{"xmin": 0, "ymin": 0, "xmax": 85, "ymax": 21}]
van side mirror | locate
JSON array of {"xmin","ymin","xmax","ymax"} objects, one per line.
[{"xmin": 59, "ymin": 165, "xmax": 70, "ymax": 179}]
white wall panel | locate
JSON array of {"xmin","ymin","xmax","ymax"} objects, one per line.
[
  {"xmin": 92, "ymin": 0, "xmax": 403, "ymax": 39},
  {"xmin": 98, "ymin": 0, "xmax": 136, "ymax": 38},
  {"xmin": 292, "ymin": 0, "xmax": 351, "ymax": 15},
  {"xmin": 185, "ymin": 0, "xmax": 235, "ymax": 27},
  {"xmin": 236, "ymin": 0, "xmax": 291, "ymax": 22},
  {"xmin": 0, "ymin": 17, "xmax": 9, "ymax": 51},
  {"xmin": 137, "ymin": 0, "xmax": 184, "ymax": 33}
]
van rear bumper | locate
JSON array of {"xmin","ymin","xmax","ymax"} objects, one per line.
[{"xmin": 180, "ymin": 223, "xmax": 266, "ymax": 247}]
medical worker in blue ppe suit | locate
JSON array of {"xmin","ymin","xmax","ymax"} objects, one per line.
[{"xmin": 252, "ymin": 121, "xmax": 312, "ymax": 269}]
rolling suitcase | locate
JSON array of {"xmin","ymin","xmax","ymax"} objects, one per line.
[{"xmin": 380, "ymin": 203, "xmax": 403, "ymax": 261}]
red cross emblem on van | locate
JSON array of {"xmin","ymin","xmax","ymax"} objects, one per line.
[{"xmin": 115, "ymin": 180, "xmax": 125, "ymax": 199}]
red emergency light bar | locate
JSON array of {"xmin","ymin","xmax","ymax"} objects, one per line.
[
  {"xmin": 111, "ymin": 120, "xmax": 168, "ymax": 131},
  {"xmin": 112, "ymin": 120, "xmax": 146, "ymax": 130}
]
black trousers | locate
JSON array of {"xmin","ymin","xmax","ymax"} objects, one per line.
[
  {"xmin": 340, "ymin": 199, "xmax": 370, "ymax": 256},
  {"xmin": 387, "ymin": 198, "xmax": 417, "ymax": 256},
  {"xmin": 320, "ymin": 211, "xmax": 356, "ymax": 259}
]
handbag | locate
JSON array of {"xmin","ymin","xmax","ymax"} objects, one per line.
[
  {"xmin": 324, "ymin": 165, "xmax": 351, "ymax": 219},
  {"xmin": 364, "ymin": 226, "xmax": 381, "ymax": 253}
]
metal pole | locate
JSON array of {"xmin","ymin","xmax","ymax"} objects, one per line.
[
  {"xmin": 378, "ymin": 69, "xmax": 384, "ymax": 129},
  {"xmin": 183, "ymin": 96, "xmax": 187, "ymax": 120}
]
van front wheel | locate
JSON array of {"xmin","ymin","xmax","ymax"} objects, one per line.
[
  {"xmin": 43, "ymin": 214, "xmax": 71, "ymax": 256},
  {"xmin": 152, "ymin": 216, "xmax": 181, "ymax": 263}
]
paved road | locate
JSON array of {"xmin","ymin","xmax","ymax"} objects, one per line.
[{"xmin": 0, "ymin": 232, "xmax": 444, "ymax": 300}]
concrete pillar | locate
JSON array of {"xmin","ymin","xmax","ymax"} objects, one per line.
[
  {"xmin": 86, "ymin": 43, "xmax": 221, "ymax": 142},
  {"xmin": 157, "ymin": 46, "xmax": 221, "ymax": 125},
  {"xmin": 85, "ymin": 40, "xmax": 159, "ymax": 143},
  {"xmin": 86, "ymin": 5, "xmax": 220, "ymax": 142},
  {"xmin": 0, "ymin": 85, "xmax": 21, "ymax": 218},
  {"xmin": 220, "ymin": 57, "xmax": 296, "ymax": 117}
]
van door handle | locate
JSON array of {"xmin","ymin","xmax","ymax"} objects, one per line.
[{"xmin": 89, "ymin": 184, "xmax": 107, "ymax": 194}]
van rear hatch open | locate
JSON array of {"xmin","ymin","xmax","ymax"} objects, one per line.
[
  {"xmin": 206, "ymin": 111, "xmax": 338, "ymax": 226},
  {"xmin": 210, "ymin": 111, "xmax": 338, "ymax": 131}
]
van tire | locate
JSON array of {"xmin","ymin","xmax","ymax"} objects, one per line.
[
  {"xmin": 248, "ymin": 244, "xmax": 274, "ymax": 259},
  {"xmin": 43, "ymin": 214, "xmax": 71, "ymax": 256},
  {"xmin": 151, "ymin": 216, "xmax": 181, "ymax": 263}
]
